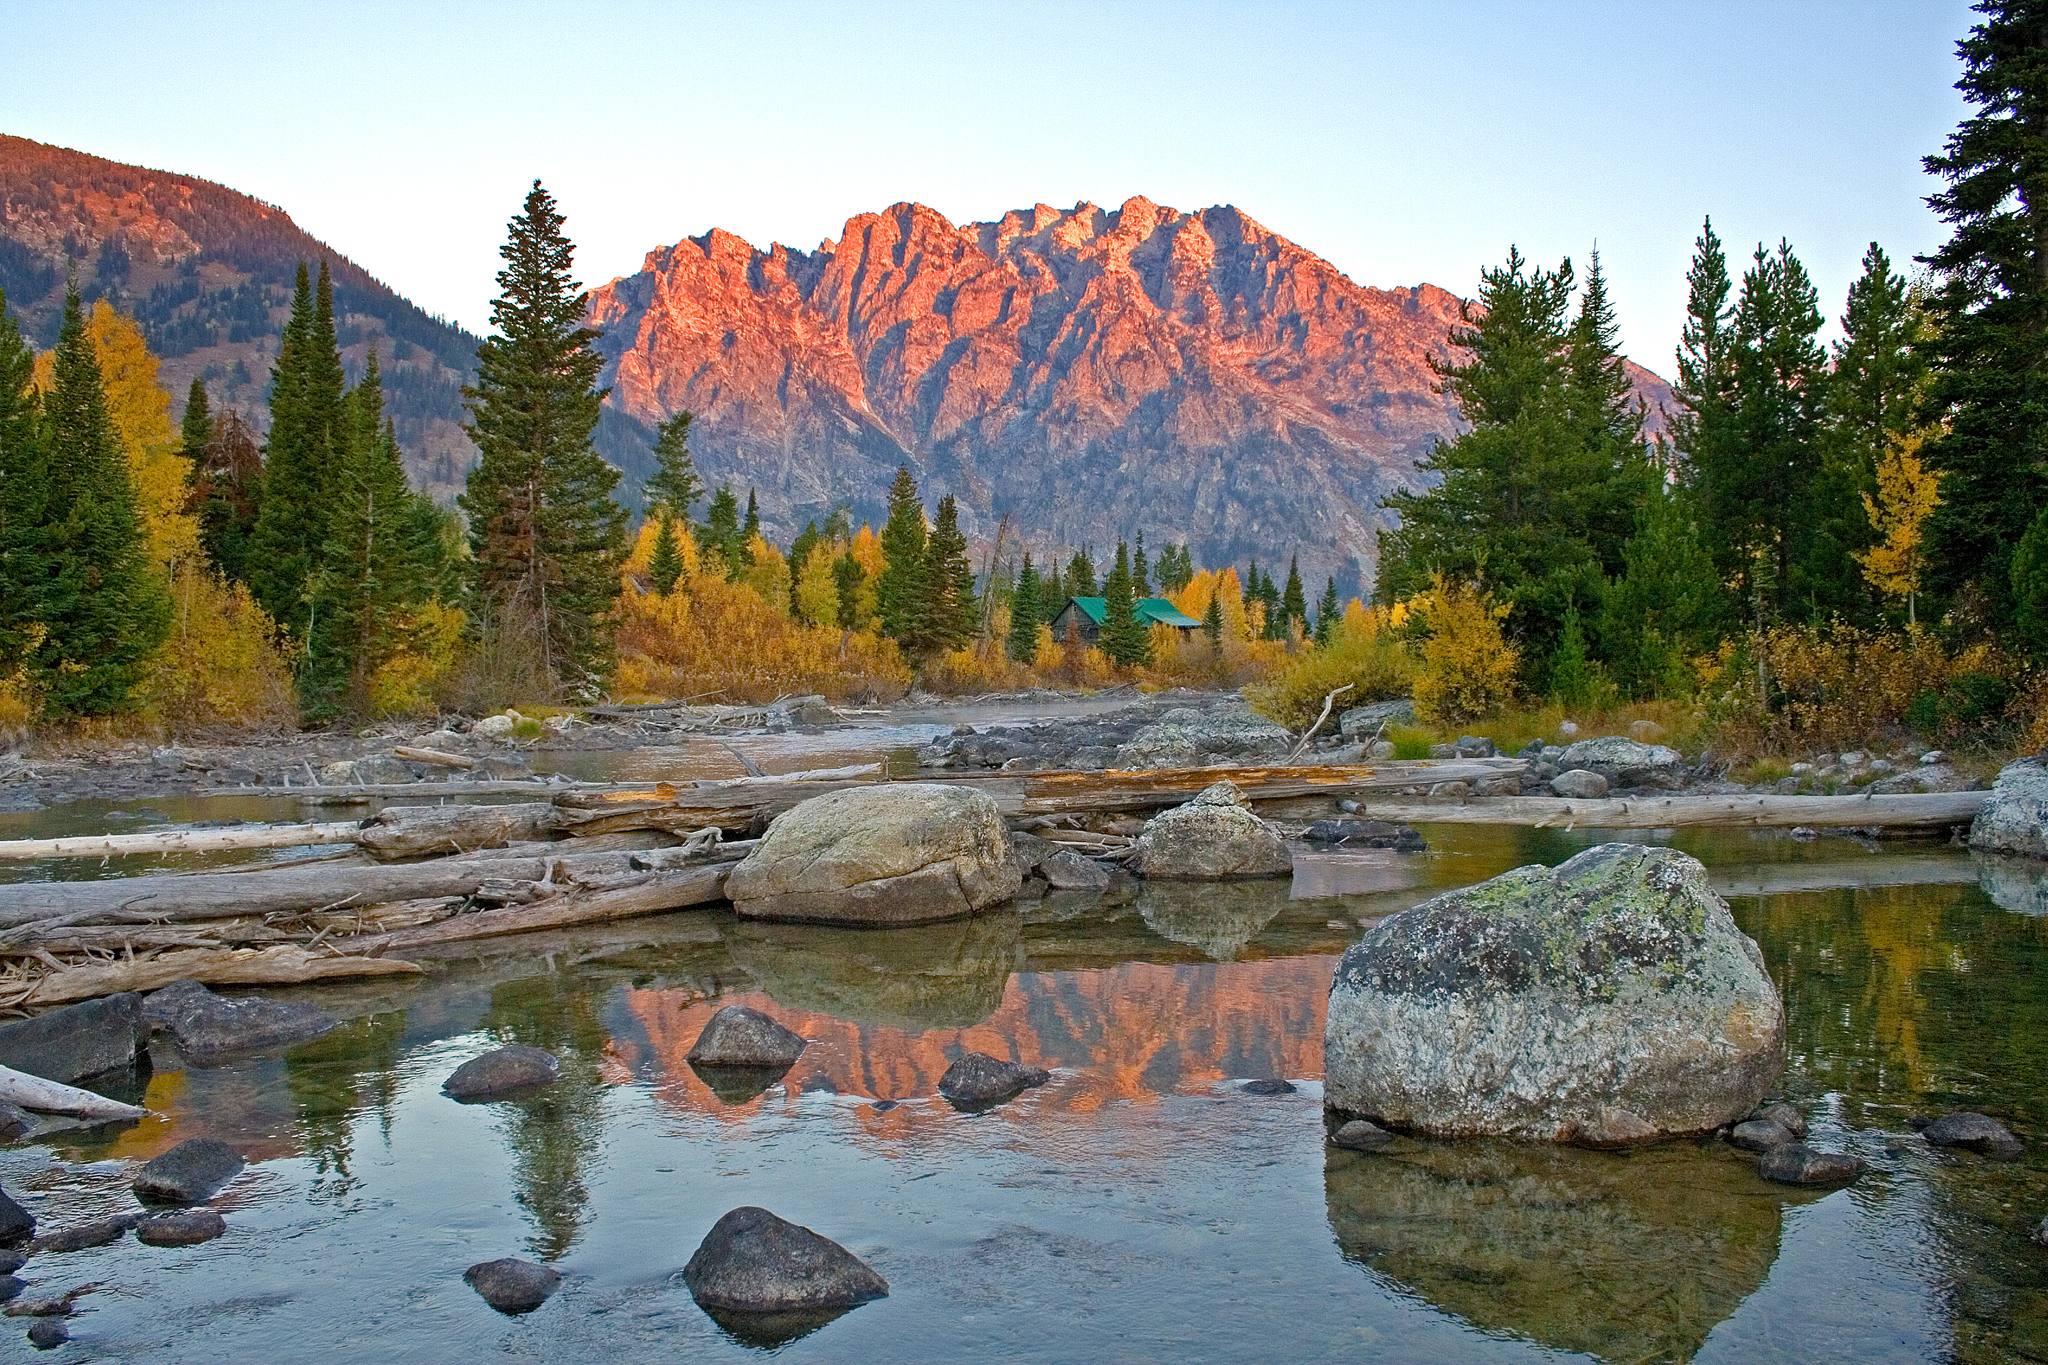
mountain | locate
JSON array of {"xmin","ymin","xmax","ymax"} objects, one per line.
[
  {"xmin": 588, "ymin": 196, "xmax": 1675, "ymax": 594},
  {"xmin": 0, "ymin": 135, "xmax": 480, "ymax": 502}
]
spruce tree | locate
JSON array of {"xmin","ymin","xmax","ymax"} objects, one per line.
[
  {"xmin": 832, "ymin": 551, "xmax": 864, "ymax": 629},
  {"xmin": 649, "ymin": 516, "xmax": 685, "ymax": 596},
  {"xmin": 461, "ymin": 182, "xmax": 627, "ymax": 694},
  {"xmin": 1065, "ymin": 549, "xmax": 1096, "ymax": 597},
  {"xmin": 1202, "ymin": 591, "xmax": 1224, "ymax": 652},
  {"xmin": 31, "ymin": 291, "xmax": 168, "ymax": 716},
  {"xmin": 1100, "ymin": 542, "xmax": 1150, "ymax": 667},
  {"xmin": 787, "ymin": 520, "xmax": 821, "ymax": 621},
  {"xmin": 1314, "ymin": 577, "xmax": 1340, "ymax": 647},
  {"xmin": 247, "ymin": 263, "xmax": 326, "ymax": 631},
  {"xmin": 921, "ymin": 494, "xmax": 975, "ymax": 653},
  {"xmin": 876, "ymin": 466, "xmax": 927, "ymax": 640},
  {"xmin": 1730, "ymin": 241, "xmax": 1828, "ymax": 620},
  {"xmin": 1920, "ymin": 1, "xmax": 2048, "ymax": 630},
  {"xmin": 1008, "ymin": 554, "xmax": 1042, "ymax": 663},
  {"xmin": 644, "ymin": 410, "xmax": 703, "ymax": 519},
  {"xmin": 1281, "ymin": 556, "xmax": 1308, "ymax": 635},
  {"xmin": 1547, "ymin": 604, "xmax": 1596, "ymax": 706},
  {"xmin": 179, "ymin": 378, "xmax": 211, "ymax": 465},
  {"xmin": 700, "ymin": 485, "xmax": 742, "ymax": 576},
  {"xmin": 1243, "ymin": 559, "xmax": 1259, "ymax": 610},
  {"xmin": 740, "ymin": 489, "xmax": 760, "ymax": 567},
  {"xmin": 1603, "ymin": 478, "xmax": 1720, "ymax": 698},
  {"xmin": 0, "ymin": 288, "xmax": 45, "ymax": 677},
  {"xmin": 1671, "ymin": 219, "xmax": 1742, "ymax": 631},
  {"xmin": 1133, "ymin": 530, "xmax": 1151, "ymax": 597}
]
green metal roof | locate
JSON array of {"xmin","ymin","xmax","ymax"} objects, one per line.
[{"xmin": 1052, "ymin": 597, "xmax": 1201, "ymax": 629}]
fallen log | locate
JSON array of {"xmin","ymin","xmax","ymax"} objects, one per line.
[
  {"xmin": 17, "ymin": 945, "xmax": 424, "ymax": 1007},
  {"xmin": 0, "ymin": 1063, "xmax": 149, "ymax": 1120},
  {"xmin": 0, "ymin": 820, "xmax": 369, "ymax": 861},
  {"xmin": 393, "ymin": 745, "xmax": 474, "ymax": 769},
  {"xmin": 355, "ymin": 802, "xmax": 559, "ymax": 859},
  {"xmin": 1343, "ymin": 790, "xmax": 1987, "ymax": 830},
  {"xmin": 335, "ymin": 865, "xmax": 730, "ymax": 954},
  {"xmin": 0, "ymin": 858, "xmax": 551, "ymax": 926},
  {"xmin": 1709, "ymin": 854, "xmax": 1979, "ymax": 898}
]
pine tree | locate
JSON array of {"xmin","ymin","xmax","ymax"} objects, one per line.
[
  {"xmin": 787, "ymin": 520, "xmax": 821, "ymax": 621},
  {"xmin": 649, "ymin": 516, "xmax": 685, "ymax": 596},
  {"xmin": 644, "ymin": 410, "xmax": 703, "ymax": 519},
  {"xmin": 179, "ymin": 377, "xmax": 211, "ymax": 465},
  {"xmin": 1202, "ymin": 591, "xmax": 1224, "ymax": 652},
  {"xmin": 700, "ymin": 485, "xmax": 742, "ymax": 576},
  {"xmin": 740, "ymin": 489, "xmax": 760, "ymax": 567},
  {"xmin": 247, "ymin": 262, "xmax": 337, "ymax": 633},
  {"xmin": 1281, "ymin": 556, "xmax": 1308, "ymax": 635},
  {"xmin": 1065, "ymin": 549, "xmax": 1097, "ymax": 597},
  {"xmin": 875, "ymin": 466, "xmax": 927, "ymax": 640},
  {"xmin": 1671, "ymin": 218, "xmax": 1742, "ymax": 632},
  {"xmin": 1920, "ymin": 1, "xmax": 2048, "ymax": 631},
  {"xmin": 1243, "ymin": 559, "xmax": 1259, "ymax": 610},
  {"xmin": 0, "ymin": 288, "xmax": 45, "ymax": 677},
  {"xmin": 921, "ymin": 494, "xmax": 976, "ymax": 653},
  {"xmin": 1602, "ymin": 478, "xmax": 1720, "ymax": 698},
  {"xmin": 1100, "ymin": 542, "xmax": 1150, "ymax": 667},
  {"xmin": 1133, "ymin": 530, "xmax": 1151, "ymax": 597},
  {"xmin": 2014, "ymin": 504, "xmax": 2048, "ymax": 659},
  {"xmin": 460, "ymin": 182, "xmax": 627, "ymax": 693},
  {"xmin": 1730, "ymin": 241, "xmax": 1828, "ymax": 620},
  {"xmin": 833, "ymin": 551, "xmax": 865, "ymax": 629},
  {"xmin": 1008, "ymin": 554, "xmax": 1042, "ymax": 663},
  {"xmin": 1547, "ymin": 603, "xmax": 1596, "ymax": 706},
  {"xmin": 1261, "ymin": 567, "xmax": 1286, "ymax": 640},
  {"xmin": 30, "ymin": 291, "xmax": 169, "ymax": 716},
  {"xmin": 1314, "ymin": 577, "xmax": 1340, "ymax": 647}
]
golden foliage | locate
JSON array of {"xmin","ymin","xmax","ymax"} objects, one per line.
[
  {"xmin": 1410, "ymin": 575, "xmax": 1519, "ymax": 727},
  {"xmin": 0, "ymin": 627, "xmax": 41, "ymax": 744},
  {"xmin": 1152, "ymin": 567, "xmax": 1290, "ymax": 686},
  {"xmin": 924, "ymin": 640, "xmax": 1033, "ymax": 694},
  {"xmin": 1245, "ymin": 606, "xmax": 1415, "ymax": 730},
  {"xmin": 368, "ymin": 600, "xmax": 467, "ymax": 718},
  {"xmin": 625, "ymin": 516, "xmax": 701, "ymax": 586},
  {"xmin": 739, "ymin": 533, "xmax": 790, "ymax": 610},
  {"xmin": 143, "ymin": 568, "xmax": 297, "ymax": 731},
  {"xmin": 1858, "ymin": 427, "xmax": 1942, "ymax": 619}
]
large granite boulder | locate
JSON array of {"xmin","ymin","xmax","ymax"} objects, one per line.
[
  {"xmin": 1557, "ymin": 737, "xmax": 1684, "ymax": 788},
  {"xmin": 0, "ymin": 994, "xmax": 148, "ymax": 1084},
  {"xmin": 1116, "ymin": 703, "xmax": 1293, "ymax": 769},
  {"xmin": 682, "ymin": 1206, "xmax": 888, "ymax": 1313},
  {"xmin": 1325, "ymin": 842, "xmax": 1784, "ymax": 1145},
  {"xmin": 442, "ymin": 1046, "xmax": 559, "ymax": 1101},
  {"xmin": 1969, "ymin": 757, "xmax": 2048, "ymax": 858},
  {"xmin": 1134, "ymin": 780, "xmax": 1293, "ymax": 880},
  {"xmin": 725, "ymin": 784, "xmax": 1019, "ymax": 925}
]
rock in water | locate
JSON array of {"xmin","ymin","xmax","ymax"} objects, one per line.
[
  {"xmin": 30, "ymin": 1215, "xmax": 136, "ymax": 1253},
  {"xmin": 1240, "ymin": 1078, "xmax": 1295, "ymax": 1095},
  {"xmin": 1134, "ymin": 781, "xmax": 1294, "ymax": 880},
  {"xmin": 1728, "ymin": 1119, "xmax": 1795, "ymax": 1152},
  {"xmin": 1299, "ymin": 820, "xmax": 1426, "ymax": 850},
  {"xmin": 1921, "ymin": 1111, "xmax": 2025, "ymax": 1157},
  {"xmin": 0, "ymin": 993, "xmax": 149, "ymax": 1085},
  {"xmin": 0, "ymin": 1102, "xmax": 30, "ymax": 1141},
  {"xmin": 1040, "ymin": 850, "xmax": 1112, "ymax": 890},
  {"xmin": 937, "ymin": 1052, "xmax": 1051, "ymax": 1108},
  {"xmin": 442, "ymin": 1046, "xmax": 560, "ymax": 1102},
  {"xmin": 136, "ymin": 1210, "xmax": 226, "ymax": 1246},
  {"xmin": 725, "ymin": 784, "xmax": 1020, "ymax": 925},
  {"xmin": 1747, "ymin": 1102, "xmax": 1808, "ymax": 1139},
  {"xmin": 0, "ymin": 1189, "xmax": 30, "ymax": 1247},
  {"xmin": 26, "ymin": 1318, "xmax": 66, "ymax": 1349},
  {"xmin": 142, "ymin": 979, "xmax": 338, "ymax": 1058},
  {"xmin": 1331, "ymin": 1119, "xmax": 1395, "ymax": 1149},
  {"xmin": 1324, "ymin": 842, "xmax": 1785, "ymax": 1144},
  {"xmin": 686, "ymin": 1007, "xmax": 806, "ymax": 1068},
  {"xmin": 682, "ymin": 1206, "xmax": 888, "ymax": 1313},
  {"xmin": 1970, "ymin": 758, "xmax": 2048, "ymax": 858},
  {"xmin": 1758, "ymin": 1143, "xmax": 1866, "ymax": 1186},
  {"xmin": 134, "ymin": 1138, "xmax": 244, "ymax": 1204},
  {"xmin": 464, "ymin": 1258, "xmax": 562, "ymax": 1314}
]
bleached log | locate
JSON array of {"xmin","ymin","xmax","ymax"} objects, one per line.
[
  {"xmin": 335, "ymin": 865, "xmax": 730, "ymax": 954},
  {"xmin": 0, "ymin": 858, "xmax": 552, "ymax": 926},
  {"xmin": 0, "ymin": 820, "xmax": 368, "ymax": 861},
  {"xmin": 1342, "ymin": 790, "xmax": 1987, "ymax": 830},
  {"xmin": 18, "ymin": 945, "xmax": 424, "ymax": 1007},
  {"xmin": 393, "ymin": 745, "xmax": 475, "ymax": 769},
  {"xmin": 354, "ymin": 802, "xmax": 559, "ymax": 859},
  {"xmin": 0, "ymin": 1064, "xmax": 149, "ymax": 1120}
]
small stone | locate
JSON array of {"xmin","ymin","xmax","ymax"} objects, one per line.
[
  {"xmin": 1729, "ymin": 1118, "xmax": 1796, "ymax": 1152},
  {"xmin": 1758, "ymin": 1143, "xmax": 1866, "ymax": 1186},
  {"xmin": 1427, "ymin": 781, "xmax": 1471, "ymax": 798},
  {"xmin": 472, "ymin": 713, "xmax": 518, "ymax": 740},
  {"xmin": 1240, "ymin": 1078, "xmax": 1295, "ymax": 1095},
  {"xmin": 349, "ymin": 754, "xmax": 417, "ymax": 784},
  {"xmin": 682, "ymin": 1206, "xmax": 888, "ymax": 1313},
  {"xmin": 1907, "ymin": 1114, "xmax": 1934, "ymax": 1130},
  {"xmin": 464, "ymin": 1257, "xmax": 562, "ymax": 1314},
  {"xmin": 686, "ymin": 1007, "xmax": 806, "ymax": 1069},
  {"xmin": 134, "ymin": 1138, "xmax": 244, "ymax": 1204},
  {"xmin": 1040, "ymin": 850, "xmax": 1111, "ymax": 890},
  {"xmin": 442, "ymin": 1045, "xmax": 560, "ymax": 1101},
  {"xmin": 1748, "ymin": 1102, "xmax": 1808, "ymax": 1138},
  {"xmin": 1922, "ymin": 1110, "xmax": 2024, "ymax": 1157},
  {"xmin": 31, "ymin": 1214, "xmax": 136, "ymax": 1253},
  {"xmin": 1549, "ymin": 769, "xmax": 1609, "ymax": 800},
  {"xmin": 1921, "ymin": 750, "xmax": 1948, "ymax": 766},
  {"xmin": 26, "ymin": 1318, "xmax": 66, "ymax": 1348},
  {"xmin": 937, "ymin": 1052, "xmax": 1051, "ymax": 1108},
  {"xmin": 136, "ymin": 1209, "xmax": 226, "ymax": 1246},
  {"xmin": 0, "ymin": 1103, "xmax": 32, "ymax": 1141},
  {"xmin": 1331, "ymin": 1119, "xmax": 1395, "ymax": 1149}
]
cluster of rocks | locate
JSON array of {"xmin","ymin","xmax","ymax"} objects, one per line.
[{"xmin": 916, "ymin": 696, "xmax": 1292, "ymax": 772}]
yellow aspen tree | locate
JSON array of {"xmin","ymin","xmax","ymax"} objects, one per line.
[{"xmin": 1857, "ymin": 428, "xmax": 1943, "ymax": 625}]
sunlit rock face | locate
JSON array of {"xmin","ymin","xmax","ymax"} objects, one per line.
[
  {"xmin": 1325, "ymin": 843, "xmax": 1785, "ymax": 1144},
  {"xmin": 587, "ymin": 197, "xmax": 1674, "ymax": 591}
]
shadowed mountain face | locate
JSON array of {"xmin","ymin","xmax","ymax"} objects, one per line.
[
  {"xmin": 0, "ymin": 135, "xmax": 481, "ymax": 503},
  {"xmin": 589, "ymin": 197, "xmax": 1675, "ymax": 593}
]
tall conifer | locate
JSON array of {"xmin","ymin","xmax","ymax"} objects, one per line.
[
  {"xmin": 1008, "ymin": 554, "xmax": 1042, "ymax": 663},
  {"xmin": 921, "ymin": 494, "xmax": 976, "ymax": 653},
  {"xmin": 644, "ymin": 410, "xmax": 703, "ymax": 519},
  {"xmin": 1314, "ymin": 577, "xmax": 1340, "ymax": 647},
  {"xmin": 1100, "ymin": 541, "xmax": 1150, "ymax": 667},
  {"xmin": 0, "ymin": 288, "xmax": 44, "ymax": 677},
  {"xmin": 876, "ymin": 466, "xmax": 927, "ymax": 640},
  {"xmin": 1281, "ymin": 556, "xmax": 1308, "ymax": 635}
]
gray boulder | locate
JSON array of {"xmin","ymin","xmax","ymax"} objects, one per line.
[
  {"xmin": 1729, "ymin": 1118, "xmax": 1795, "ymax": 1151},
  {"xmin": 1325, "ymin": 843, "xmax": 1785, "ymax": 1145},
  {"xmin": 682, "ymin": 1206, "xmax": 888, "ymax": 1313},
  {"xmin": 1116, "ymin": 703, "xmax": 1292, "ymax": 769},
  {"xmin": 937, "ymin": 1052, "xmax": 1051, "ymax": 1108},
  {"xmin": 0, "ymin": 993, "xmax": 148, "ymax": 1084},
  {"xmin": 1330, "ymin": 1119, "xmax": 1395, "ymax": 1149},
  {"xmin": 471, "ymin": 753, "xmax": 534, "ymax": 781},
  {"xmin": 1758, "ymin": 1144, "xmax": 1865, "ymax": 1185},
  {"xmin": 1558, "ymin": 737, "xmax": 1684, "ymax": 788},
  {"xmin": 1921, "ymin": 1110, "xmax": 2024, "ymax": 1156},
  {"xmin": 1549, "ymin": 769, "xmax": 1610, "ymax": 800},
  {"xmin": 725, "ymin": 784, "xmax": 1020, "ymax": 926},
  {"xmin": 1970, "ymin": 758, "xmax": 2048, "ymax": 858},
  {"xmin": 143, "ymin": 980, "xmax": 338, "ymax": 1058},
  {"xmin": 27, "ymin": 1319, "xmax": 67, "ymax": 1348},
  {"xmin": 686, "ymin": 1006, "xmax": 806, "ymax": 1069},
  {"xmin": 1748, "ymin": 1101, "xmax": 1807, "ymax": 1138},
  {"xmin": 134, "ymin": 1138, "xmax": 244, "ymax": 1204},
  {"xmin": 465, "ymin": 1257, "xmax": 561, "ymax": 1314},
  {"xmin": 350, "ymin": 754, "xmax": 417, "ymax": 784},
  {"xmin": 442, "ymin": 1045, "xmax": 560, "ymax": 1101},
  {"xmin": 136, "ymin": 1210, "xmax": 226, "ymax": 1246},
  {"xmin": 1134, "ymin": 781, "xmax": 1293, "ymax": 880},
  {"xmin": 1337, "ymin": 698, "xmax": 1414, "ymax": 739},
  {"xmin": 31, "ymin": 1214, "xmax": 136, "ymax": 1253},
  {"xmin": 0, "ymin": 1102, "xmax": 29, "ymax": 1141},
  {"xmin": 1868, "ymin": 763, "xmax": 1979, "ymax": 794},
  {"xmin": 1041, "ymin": 849, "xmax": 1111, "ymax": 890}
]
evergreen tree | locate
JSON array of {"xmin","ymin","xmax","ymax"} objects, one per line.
[
  {"xmin": 644, "ymin": 410, "xmax": 703, "ymax": 519},
  {"xmin": 1243, "ymin": 559, "xmax": 1260, "ymax": 610},
  {"xmin": 1133, "ymin": 530, "xmax": 1151, "ymax": 597},
  {"xmin": 649, "ymin": 516, "xmax": 685, "ymax": 596},
  {"xmin": 2014, "ymin": 504, "xmax": 2048, "ymax": 659},
  {"xmin": 1202, "ymin": 590, "xmax": 1224, "ymax": 651},
  {"xmin": 1671, "ymin": 218, "xmax": 1742, "ymax": 632},
  {"xmin": 1314, "ymin": 577, "xmax": 1340, "ymax": 647},
  {"xmin": 1008, "ymin": 554, "xmax": 1042, "ymax": 663},
  {"xmin": 0, "ymin": 288, "xmax": 45, "ymax": 677},
  {"xmin": 30, "ymin": 291, "xmax": 168, "ymax": 716},
  {"xmin": 188, "ymin": 409, "xmax": 262, "ymax": 584},
  {"xmin": 1920, "ymin": 1, "xmax": 2048, "ymax": 631},
  {"xmin": 740, "ymin": 489, "xmax": 760, "ymax": 566},
  {"xmin": 1730, "ymin": 241, "xmax": 1828, "ymax": 620},
  {"xmin": 179, "ymin": 378, "xmax": 211, "ymax": 464},
  {"xmin": 787, "ymin": 520, "xmax": 821, "ymax": 621},
  {"xmin": 699, "ymin": 485, "xmax": 742, "ymax": 576},
  {"xmin": 822, "ymin": 504, "xmax": 852, "ymax": 541},
  {"xmin": 1065, "ymin": 549, "xmax": 1097, "ymax": 597},
  {"xmin": 461, "ymin": 182, "xmax": 627, "ymax": 693},
  {"xmin": 876, "ymin": 466, "xmax": 927, "ymax": 640},
  {"xmin": 920, "ymin": 493, "xmax": 976, "ymax": 653},
  {"xmin": 1547, "ymin": 604, "xmax": 1596, "ymax": 706},
  {"xmin": 832, "ymin": 551, "xmax": 865, "ymax": 628},
  {"xmin": 1100, "ymin": 542, "xmax": 1151, "ymax": 667},
  {"xmin": 1281, "ymin": 556, "xmax": 1308, "ymax": 635},
  {"xmin": 1260, "ymin": 567, "xmax": 1286, "ymax": 640},
  {"xmin": 248, "ymin": 262, "xmax": 347, "ymax": 634},
  {"xmin": 1602, "ymin": 478, "xmax": 1720, "ymax": 698}
]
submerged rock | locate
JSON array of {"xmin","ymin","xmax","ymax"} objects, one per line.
[
  {"xmin": 726, "ymin": 784, "xmax": 1020, "ymax": 925},
  {"xmin": 464, "ymin": 1257, "xmax": 561, "ymax": 1314},
  {"xmin": 134, "ymin": 1138, "xmax": 244, "ymax": 1205},
  {"xmin": 686, "ymin": 1006, "xmax": 806, "ymax": 1069},
  {"xmin": 937, "ymin": 1052, "xmax": 1050, "ymax": 1108},
  {"xmin": 136, "ymin": 1209, "xmax": 226, "ymax": 1247},
  {"xmin": 142, "ymin": 979, "xmax": 338, "ymax": 1058},
  {"xmin": 30, "ymin": 1215, "xmax": 136, "ymax": 1253},
  {"xmin": 26, "ymin": 1318, "xmax": 66, "ymax": 1348},
  {"xmin": 1758, "ymin": 1143, "xmax": 1866, "ymax": 1186},
  {"xmin": 0, "ymin": 1189, "xmax": 30, "ymax": 1246},
  {"xmin": 1330, "ymin": 1119, "xmax": 1395, "ymax": 1149},
  {"xmin": 1969, "ymin": 757, "xmax": 2048, "ymax": 858},
  {"xmin": 1729, "ymin": 1118, "xmax": 1796, "ymax": 1151},
  {"xmin": 1324, "ymin": 842, "xmax": 1785, "ymax": 1144},
  {"xmin": 682, "ymin": 1206, "xmax": 888, "ymax": 1313},
  {"xmin": 1747, "ymin": 1101, "xmax": 1808, "ymax": 1138},
  {"xmin": 1134, "ymin": 781, "xmax": 1293, "ymax": 880},
  {"xmin": 0, "ymin": 993, "xmax": 149, "ymax": 1085},
  {"xmin": 1921, "ymin": 1110, "xmax": 2024, "ymax": 1157},
  {"xmin": 442, "ymin": 1046, "xmax": 560, "ymax": 1101},
  {"xmin": 1299, "ymin": 820, "xmax": 1426, "ymax": 851}
]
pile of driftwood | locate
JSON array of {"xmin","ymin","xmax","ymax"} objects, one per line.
[{"xmin": 0, "ymin": 759, "xmax": 1991, "ymax": 1010}]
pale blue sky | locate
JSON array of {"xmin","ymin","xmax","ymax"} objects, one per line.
[{"xmin": 4, "ymin": 1, "xmax": 1974, "ymax": 375}]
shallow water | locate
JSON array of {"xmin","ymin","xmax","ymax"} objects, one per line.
[{"xmin": 0, "ymin": 822, "xmax": 2043, "ymax": 1361}]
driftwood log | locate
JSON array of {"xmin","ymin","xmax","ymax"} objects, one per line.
[
  {"xmin": 333, "ymin": 864, "xmax": 731, "ymax": 956},
  {"xmin": 0, "ymin": 1063, "xmax": 149, "ymax": 1119},
  {"xmin": 19, "ymin": 945, "xmax": 425, "ymax": 1006},
  {"xmin": 1343, "ymin": 790, "xmax": 1987, "ymax": 829}
]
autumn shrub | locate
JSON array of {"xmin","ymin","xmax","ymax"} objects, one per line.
[
  {"xmin": 1245, "ymin": 611, "xmax": 1415, "ymax": 730},
  {"xmin": 142, "ymin": 568, "xmax": 296, "ymax": 733},
  {"xmin": 1410, "ymin": 576, "xmax": 1519, "ymax": 727},
  {"xmin": 0, "ymin": 639, "xmax": 36, "ymax": 748},
  {"xmin": 367, "ymin": 600, "xmax": 467, "ymax": 718},
  {"xmin": 924, "ymin": 640, "xmax": 1032, "ymax": 694}
]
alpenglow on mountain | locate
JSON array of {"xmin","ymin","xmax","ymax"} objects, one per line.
[{"xmin": 590, "ymin": 196, "xmax": 1673, "ymax": 593}]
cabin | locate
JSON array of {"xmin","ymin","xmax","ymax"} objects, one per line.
[{"xmin": 1047, "ymin": 596, "xmax": 1204, "ymax": 643}]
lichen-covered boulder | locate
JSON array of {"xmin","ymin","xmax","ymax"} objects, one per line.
[
  {"xmin": 1134, "ymin": 781, "xmax": 1293, "ymax": 880},
  {"xmin": 1116, "ymin": 703, "xmax": 1292, "ymax": 769},
  {"xmin": 1557, "ymin": 737, "xmax": 1683, "ymax": 788},
  {"xmin": 1325, "ymin": 842, "xmax": 1784, "ymax": 1145},
  {"xmin": 1337, "ymin": 698, "xmax": 1414, "ymax": 739},
  {"xmin": 725, "ymin": 784, "xmax": 1019, "ymax": 925},
  {"xmin": 1969, "ymin": 757, "xmax": 2048, "ymax": 859}
]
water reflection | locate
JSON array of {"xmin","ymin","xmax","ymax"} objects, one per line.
[{"xmin": 725, "ymin": 914, "xmax": 1020, "ymax": 1030}]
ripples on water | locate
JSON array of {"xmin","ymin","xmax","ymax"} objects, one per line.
[{"xmin": 1, "ymin": 813, "xmax": 2046, "ymax": 1361}]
